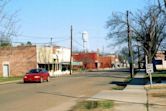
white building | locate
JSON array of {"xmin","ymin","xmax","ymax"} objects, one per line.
[
  {"xmin": 155, "ymin": 51, "xmax": 166, "ymax": 70},
  {"xmin": 37, "ymin": 45, "xmax": 71, "ymax": 76}
]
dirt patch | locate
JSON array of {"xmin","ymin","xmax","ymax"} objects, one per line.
[
  {"xmin": 144, "ymin": 84, "xmax": 166, "ymax": 89},
  {"xmin": 148, "ymin": 89, "xmax": 166, "ymax": 97},
  {"xmin": 147, "ymin": 89, "xmax": 166, "ymax": 106},
  {"xmin": 150, "ymin": 91, "xmax": 166, "ymax": 98}
]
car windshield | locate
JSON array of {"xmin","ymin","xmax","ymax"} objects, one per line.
[{"xmin": 28, "ymin": 69, "xmax": 41, "ymax": 74}]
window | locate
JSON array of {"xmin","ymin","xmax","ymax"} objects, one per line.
[{"xmin": 155, "ymin": 60, "xmax": 163, "ymax": 65}]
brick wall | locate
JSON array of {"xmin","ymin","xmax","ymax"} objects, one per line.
[
  {"xmin": 73, "ymin": 53, "xmax": 99, "ymax": 69},
  {"xmin": 0, "ymin": 46, "xmax": 37, "ymax": 76},
  {"xmin": 73, "ymin": 52, "xmax": 120, "ymax": 69},
  {"xmin": 99, "ymin": 56, "xmax": 112, "ymax": 68}
]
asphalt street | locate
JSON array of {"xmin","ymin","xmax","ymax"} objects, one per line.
[{"xmin": 0, "ymin": 70, "xmax": 129, "ymax": 111}]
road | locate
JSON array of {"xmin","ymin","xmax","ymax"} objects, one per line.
[{"xmin": 0, "ymin": 70, "xmax": 129, "ymax": 111}]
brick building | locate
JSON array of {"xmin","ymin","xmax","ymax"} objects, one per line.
[
  {"xmin": 72, "ymin": 52, "xmax": 119, "ymax": 69},
  {"xmin": 0, "ymin": 46, "xmax": 37, "ymax": 77},
  {"xmin": 0, "ymin": 45, "xmax": 71, "ymax": 77},
  {"xmin": 99, "ymin": 55, "xmax": 112, "ymax": 68},
  {"xmin": 73, "ymin": 52, "xmax": 99, "ymax": 69}
]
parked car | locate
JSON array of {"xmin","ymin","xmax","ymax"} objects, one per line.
[{"xmin": 23, "ymin": 68, "xmax": 50, "ymax": 83}]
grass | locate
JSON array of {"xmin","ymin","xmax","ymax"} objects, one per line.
[
  {"xmin": 145, "ymin": 73, "xmax": 166, "ymax": 83},
  {"xmin": 124, "ymin": 76, "xmax": 132, "ymax": 83},
  {"xmin": 0, "ymin": 76, "xmax": 22, "ymax": 82},
  {"xmin": 151, "ymin": 73, "xmax": 166, "ymax": 77},
  {"xmin": 145, "ymin": 73, "xmax": 166, "ymax": 78},
  {"xmin": 111, "ymin": 75, "xmax": 132, "ymax": 90},
  {"xmin": 112, "ymin": 86, "xmax": 125, "ymax": 90},
  {"xmin": 144, "ymin": 73, "xmax": 166, "ymax": 89},
  {"xmin": 71, "ymin": 100, "xmax": 113, "ymax": 111}
]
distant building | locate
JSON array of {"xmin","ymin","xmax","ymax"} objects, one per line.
[
  {"xmin": 154, "ymin": 51, "xmax": 166, "ymax": 70},
  {"xmin": 73, "ymin": 52, "xmax": 99, "ymax": 69},
  {"xmin": 0, "ymin": 45, "xmax": 71, "ymax": 77},
  {"xmin": 72, "ymin": 52, "xmax": 119, "ymax": 70},
  {"xmin": 37, "ymin": 45, "xmax": 71, "ymax": 76}
]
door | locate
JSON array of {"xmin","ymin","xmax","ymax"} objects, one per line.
[{"xmin": 3, "ymin": 64, "xmax": 9, "ymax": 77}]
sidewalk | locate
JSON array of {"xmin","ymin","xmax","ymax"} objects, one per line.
[{"xmin": 90, "ymin": 72, "xmax": 148, "ymax": 111}]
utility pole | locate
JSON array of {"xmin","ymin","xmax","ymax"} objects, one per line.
[
  {"xmin": 50, "ymin": 37, "xmax": 53, "ymax": 46},
  {"xmin": 127, "ymin": 10, "xmax": 134, "ymax": 78},
  {"xmin": 138, "ymin": 46, "xmax": 141, "ymax": 69},
  {"xmin": 70, "ymin": 25, "xmax": 73, "ymax": 75},
  {"xmin": 102, "ymin": 46, "xmax": 104, "ymax": 55}
]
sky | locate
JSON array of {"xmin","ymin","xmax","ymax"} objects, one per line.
[{"xmin": 6, "ymin": 0, "xmax": 153, "ymax": 53}]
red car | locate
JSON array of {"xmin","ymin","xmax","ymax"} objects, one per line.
[{"xmin": 23, "ymin": 68, "xmax": 50, "ymax": 83}]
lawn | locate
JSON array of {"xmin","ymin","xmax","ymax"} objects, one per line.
[
  {"xmin": 146, "ymin": 73, "xmax": 166, "ymax": 83},
  {"xmin": 145, "ymin": 73, "xmax": 166, "ymax": 89},
  {"xmin": 0, "ymin": 76, "xmax": 22, "ymax": 82},
  {"xmin": 111, "ymin": 75, "xmax": 132, "ymax": 90}
]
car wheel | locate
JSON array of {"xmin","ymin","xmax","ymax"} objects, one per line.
[
  {"xmin": 46, "ymin": 76, "xmax": 50, "ymax": 82},
  {"xmin": 40, "ymin": 77, "xmax": 44, "ymax": 83}
]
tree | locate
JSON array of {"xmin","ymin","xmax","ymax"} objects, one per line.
[
  {"xmin": 133, "ymin": 5, "xmax": 166, "ymax": 63},
  {"xmin": 0, "ymin": 0, "xmax": 18, "ymax": 47},
  {"xmin": 0, "ymin": 35, "xmax": 11, "ymax": 46},
  {"xmin": 106, "ymin": 11, "xmax": 135, "ymax": 77},
  {"xmin": 164, "ymin": 0, "xmax": 166, "ymax": 8},
  {"xmin": 26, "ymin": 41, "xmax": 32, "ymax": 46},
  {"xmin": 118, "ymin": 47, "xmax": 128, "ymax": 67},
  {"xmin": 106, "ymin": 2, "xmax": 166, "ymax": 67}
]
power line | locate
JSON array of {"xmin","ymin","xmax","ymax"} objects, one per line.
[
  {"xmin": 12, "ymin": 38, "xmax": 69, "ymax": 43},
  {"xmin": 76, "ymin": 36, "xmax": 105, "ymax": 40},
  {"xmin": 12, "ymin": 41, "xmax": 50, "ymax": 45},
  {"xmin": 73, "ymin": 39, "xmax": 83, "ymax": 47},
  {"xmin": 15, "ymin": 34, "xmax": 69, "ymax": 39},
  {"xmin": 51, "ymin": 38, "xmax": 70, "ymax": 43}
]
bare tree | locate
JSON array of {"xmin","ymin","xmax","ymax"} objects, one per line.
[
  {"xmin": 0, "ymin": 0, "xmax": 18, "ymax": 47},
  {"xmin": 133, "ymin": 5, "xmax": 166, "ymax": 63},
  {"xmin": 164, "ymin": 0, "xmax": 166, "ymax": 8},
  {"xmin": 106, "ymin": 3, "xmax": 166, "ymax": 67},
  {"xmin": 106, "ymin": 11, "xmax": 135, "ymax": 77}
]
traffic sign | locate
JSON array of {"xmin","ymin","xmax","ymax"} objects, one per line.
[{"xmin": 146, "ymin": 64, "xmax": 154, "ymax": 74}]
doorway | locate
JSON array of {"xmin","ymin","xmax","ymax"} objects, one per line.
[{"xmin": 3, "ymin": 64, "xmax": 10, "ymax": 77}]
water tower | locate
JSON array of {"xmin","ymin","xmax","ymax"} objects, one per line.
[{"xmin": 82, "ymin": 31, "xmax": 89, "ymax": 52}]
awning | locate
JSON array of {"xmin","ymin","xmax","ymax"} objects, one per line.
[{"xmin": 61, "ymin": 62, "xmax": 83, "ymax": 65}]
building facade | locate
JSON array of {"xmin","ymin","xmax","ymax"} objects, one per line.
[
  {"xmin": 154, "ymin": 51, "xmax": 166, "ymax": 70},
  {"xmin": 0, "ymin": 45, "xmax": 71, "ymax": 77},
  {"xmin": 72, "ymin": 52, "xmax": 119, "ymax": 70},
  {"xmin": 37, "ymin": 46, "xmax": 71, "ymax": 76},
  {"xmin": 0, "ymin": 46, "xmax": 37, "ymax": 77}
]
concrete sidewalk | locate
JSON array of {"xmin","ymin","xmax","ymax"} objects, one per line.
[
  {"xmin": 91, "ymin": 72, "xmax": 148, "ymax": 111},
  {"xmin": 124, "ymin": 72, "xmax": 146, "ymax": 92}
]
